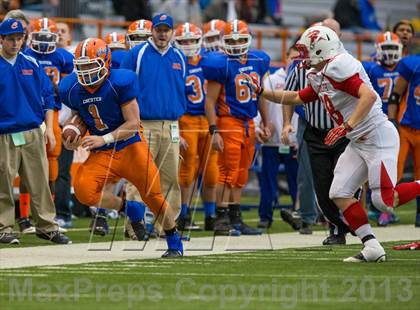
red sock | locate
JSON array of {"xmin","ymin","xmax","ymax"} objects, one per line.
[
  {"xmin": 395, "ymin": 181, "xmax": 420, "ymax": 206},
  {"xmin": 343, "ymin": 201, "xmax": 368, "ymax": 232},
  {"xmin": 19, "ymin": 193, "xmax": 30, "ymax": 218}
]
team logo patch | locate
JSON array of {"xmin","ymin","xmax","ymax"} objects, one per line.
[
  {"xmin": 160, "ymin": 15, "xmax": 167, "ymax": 21},
  {"xmin": 11, "ymin": 21, "xmax": 18, "ymax": 29},
  {"xmin": 21, "ymin": 69, "xmax": 33, "ymax": 75},
  {"xmin": 96, "ymin": 47, "xmax": 107, "ymax": 57},
  {"xmin": 172, "ymin": 63, "xmax": 181, "ymax": 70}
]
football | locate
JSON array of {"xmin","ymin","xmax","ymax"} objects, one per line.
[{"xmin": 62, "ymin": 114, "xmax": 88, "ymax": 142}]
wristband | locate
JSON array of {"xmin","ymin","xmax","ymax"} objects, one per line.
[
  {"xmin": 209, "ymin": 125, "xmax": 218, "ymax": 135},
  {"xmin": 343, "ymin": 122, "xmax": 353, "ymax": 132},
  {"xmin": 103, "ymin": 133, "xmax": 115, "ymax": 144},
  {"xmin": 388, "ymin": 92, "xmax": 401, "ymax": 106}
]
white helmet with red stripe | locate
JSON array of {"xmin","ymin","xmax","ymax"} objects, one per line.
[
  {"xmin": 174, "ymin": 23, "xmax": 202, "ymax": 57},
  {"xmin": 296, "ymin": 25, "xmax": 341, "ymax": 67},
  {"xmin": 222, "ymin": 20, "xmax": 252, "ymax": 56}
]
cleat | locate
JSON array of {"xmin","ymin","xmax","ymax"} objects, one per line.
[
  {"xmin": 130, "ymin": 220, "xmax": 147, "ymax": 241},
  {"xmin": 161, "ymin": 249, "xmax": 183, "ymax": 258},
  {"xmin": 368, "ymin": 209, "xmax": 380, "ymax": 221},
  {"xmin": 89, "ymin": 214, "xmax": 109, "ymax": 236},
  {"xmin": 204, "ymin": 216, "xmax": 215, "ymax": 231},
  {"xmin": 214, "ymin": 210, "xmax": 240, "ymax": 236},
  {"xmin": 56, "ymin": 218, "xmax": 73, "ymax": 229},
  {"xmin": 280, "ymin": 209, "xmax": 302, "ymax": 230},
  {"xmin": 233, "ymin": 222, "xmax": 262, "ymax": 235},
  {"xmin": 177, "ymin": 216, "xmax": 202, "ymax": 231},
  {"xmin": 393, "ymin": 242, "xmax": 420, "ymax": 250},
  {"xmin": 257, "ymin": 220, "xmax": 272, "ymax": 229},
  {"xmin": 377, "ymin": 212, "xmax": 392, "ymax": 226},
  {"xmin": 36, "ymin": 230, "xmax": 72, "ymax": 244},
  {"xmin": 17, "ymin": 218, "xmax": 36, "ymax": 234},
  {"xmin": 0, "ymin": 233, "xmax": 20, "ymax": 244},
  {"xmin": 344, "ymin": 245, "xmax": 386, "ymax": 262},
  {"xmin": 322, "ymin": 234, "xmax": 346, "ymax": 245},
  {"xmin": 299, "ymin": 222, "xmax": 313, "ymax": 235}
]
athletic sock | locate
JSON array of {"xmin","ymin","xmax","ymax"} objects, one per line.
[
  {"xmin": 180, "ymin": 203, "xmax": 188, "ymax": 219},
  {"xmin": 395, "ymin": 181, "xmax": 420, "ymax": 207},
  {"xmin": 343, "ymin": 201, "xmax": 374, "ymax": 242},
  {"xmin": 96, "ymin": 208, "xmax": 107, "ymax": 216},
  {"xmin": 125, "ymin": 201, "xmax": 145, "ymax": 222},
  {"xmin": 204, "ymin": 201, "xmax": 216, "ymax": 218},
  {"xmin": 19, "ymin": 193, "xmax": 30, "ymax": 218},
  {"xmin": 165, "ymin": 227, "xmax": 183, "ymax": 253}
]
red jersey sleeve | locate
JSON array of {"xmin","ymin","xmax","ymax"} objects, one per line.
[
  {"xmin": 298, "ymin": 85, "xmax": 319, "ymax": 103},
  {"xmin": 325, "ymin": 73, "xmax": 364, "ymax": 98}
]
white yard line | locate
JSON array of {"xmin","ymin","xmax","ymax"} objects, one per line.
[{"xmin": 0, "ymin": 225, "xmax": 418, "ymax": 269}]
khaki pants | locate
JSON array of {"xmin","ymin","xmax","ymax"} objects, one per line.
[
  {"xmin": 0, "ymin": 128, "xmax": 58, "ymax": 233},
  {"xmin": 126, "ymin": 120, "xmax": 181, "ymax": 216}
]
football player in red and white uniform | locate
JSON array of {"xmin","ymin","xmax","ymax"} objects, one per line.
[{"xmin": 244, "ymin": 25, "xmax": 420, "ymax": 262}]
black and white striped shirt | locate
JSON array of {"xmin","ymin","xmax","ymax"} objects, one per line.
[{"xmin": 285, "ymin": 64, "xmax": 334, "ymax": 130}]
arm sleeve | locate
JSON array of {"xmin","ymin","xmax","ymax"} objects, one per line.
[
  {"xmin": 119, "ymin": 49, "xmax": 136, "ymax": 71},
  {"xmin": 298, "ymin": 85, "xmax": 319, "ymax": 103},
  {"xmin": 62, "ymin": 52, "xmax": 75, "ymax": 74},
  {"xmin": 41, "ymin": 69, "xmax": 55, "ymax": 110},
  {"xmin": 116, "ymin": 71, "xmax": 139, "ymax": 105},
  {"xmin": 201, "ymin": 56, "xmax": 226, "ymax": 84},
  {"xmin": 58, "ymin": 76, "xmax": 75, "ymax": 110},
  {"xmin": 396, "ymin": 58, "xmax": 413, "ymax": 81},
  {"xmin": 326, "ymin": 73, "xmax": 364, "ymax": 98}
]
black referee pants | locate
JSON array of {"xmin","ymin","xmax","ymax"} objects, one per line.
[{"xmin": 303, "ymin": 123, "xmax": 350, "ymax": 235}]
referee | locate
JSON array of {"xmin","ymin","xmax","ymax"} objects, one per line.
[{"xmin": 282, "ymin": 19, "xmax": 351, "ymax": 245}]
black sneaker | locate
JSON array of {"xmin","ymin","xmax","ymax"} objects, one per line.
[
  {"xmin": 130, "ymin": 220, "xmax": 147, "ymax": 241},
  {"xmin": 17, "ymin": 217, "xmax": 36, "ymax": 234},
  {"xmin": 36, "ymin": 231, "xmax": 71, "ymax": 244},
  {"xmin": 299, "ymin": 222, "xmax": 313, "ymax": 235},
  {"xmin": 214, "ymin": 209, "xmax": 240, "ymax": 236},
  {"xmin": 0, "ymin": 232, "xmax": 20, "ymax": 244},
  {"xmin": 257, "ymin": 220, "xmax": 272, "ymax": 229},
  {"xmin": 229, "ymin": 204, "xmax": 262, "ymax": 235},
  {"xmin": 161, "ymin": 249, "xmax": 183, "ymax": 258},
  {"xmin": 322, "ymin": 234, "xmax": 346, "ymax": 245},
  {"xmin": 204, "ymin": 216, "xmax": 215, "ymax": 231},
  {"xmin": 280, "ymin": 209, "xmax": 302, "ymax": 230},
  {"xmin": 89, "ymin": 214, "xmax": 109, "ymax": 236}
]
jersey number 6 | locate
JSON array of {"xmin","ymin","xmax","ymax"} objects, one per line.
[{"xmin": 235, "ymin": 72, "xmax": 260, "ymax": 103}]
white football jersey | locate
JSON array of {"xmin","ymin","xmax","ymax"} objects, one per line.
[{"xmin": 306, "ymin": 52, "xmax": 387, "ymax": 140}]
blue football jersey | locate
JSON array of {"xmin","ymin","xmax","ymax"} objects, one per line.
[
  {"xmin": 111, "ymin": 49, "xmax": 129, "ymax": 69},
  {"xmin": 25, "ymin": 47, "xmax": 74, "ymax": 110},
  {"xmin": 201, "ymin": 49, "xmax": 270, "ymax": 119},
  {"xmin": 59, "ymin": 69, "xmax": 140, "ymax": 151},
  {"xmin": 396, "ymin": 55, "xmax": 420, "ymax": 129},
  {"xmin": 363, "ymin": 61, "xmax": 400, "ymax": 115},
  {"xmin": 185, "ymin": 56, "xmax": 207, "ymax": 116}
]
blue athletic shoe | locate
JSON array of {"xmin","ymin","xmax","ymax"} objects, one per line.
[
  {"xmin": 368, "ymin": 210, "xmax": 380, "ymax": 221},
  {"xmin": 162, "ymin": 231, "xmax": 183, "ymax": 258}
]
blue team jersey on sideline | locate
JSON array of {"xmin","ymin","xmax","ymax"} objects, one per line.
[
  {"xmin": 396, "ymin": 55, "xmax": 420, "ymax": 129},
  {"xmin": 185, "ymin": 56, "xmax": 207, "ymax": 116},
  {"xmin": 0, "ymin": 52, "xmax": 54, "ymax": 134},
  {"xmin": 120, "ymin": 40, "xmax": 187, "ymax": 120},
  {"xmin": 111, "ymin": 49, "xmax": 129, "ymax": 69},
  {"xmin": 363, "ymin": 60, "xmax": 399, "ymax": 115},
  {"xmin": 201, "ymin": 49, "xmax": 270, "ymax": 119},
  {"xmin": 25, "ymin": 47, "xmax": 74, "ymax": 110},
  {"xmin": 59, "ymin": 69, "xmax": 141, "ymax": 151}
]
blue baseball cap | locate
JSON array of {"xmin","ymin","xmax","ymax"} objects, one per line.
[
  {"xmin": 152, "ymin": 13, "xmax": 173, "ymax": 29},
  {"xmin": 0, "ymin": 18, "xmax": 24, "ymax": 36}
]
